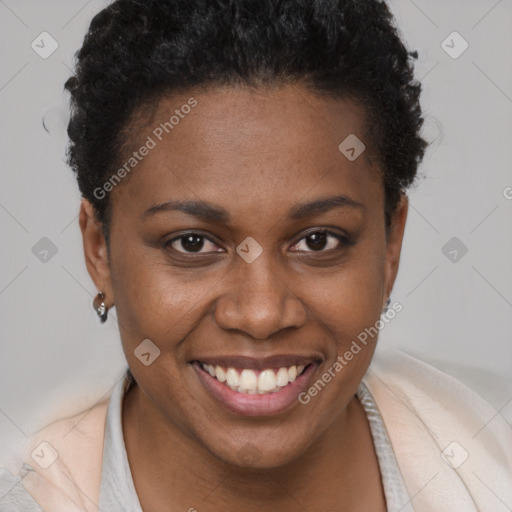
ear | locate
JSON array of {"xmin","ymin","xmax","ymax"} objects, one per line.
[
  {"xmin": 383, "ymin": 194, "xmax": 408, "ymax": 303},
  {"xmin": 79, "ymin": 198, "xmax": 115, "ymax": 307}
]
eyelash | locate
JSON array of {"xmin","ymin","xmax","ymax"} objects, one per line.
[{"xmin": 163, "ymin": 229, "xmax": 350, "ymax": 255}]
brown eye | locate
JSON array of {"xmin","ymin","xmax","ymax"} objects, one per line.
[
  {"xmin": 290, "ymin": 230, "xmax": 348, "ymax": 253},
  {"xmin": 165, "ymin": 233, "xmax": 223, "ymax": 254}
]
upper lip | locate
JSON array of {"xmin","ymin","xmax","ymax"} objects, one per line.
[{"xmin": 191, "ymin": 354, "xmax": 322, "ymax": 370}]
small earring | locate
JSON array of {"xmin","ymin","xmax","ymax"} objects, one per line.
[
  {"xmin": 93, "ymin": 292, "xmax": 109, "ymax": 323},
  {"xmin": 382, "ymin": 297, "xmax": 391, "ymax": 314}
]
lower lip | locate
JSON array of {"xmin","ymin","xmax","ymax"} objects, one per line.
[{"xmin": 192, "ymin": 362, "xmax": 317, "ymax": 417}]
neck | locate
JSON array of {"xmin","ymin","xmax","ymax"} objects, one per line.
[{"xmin": 122, "ymin": 383, "xmax": 386, "ymax": 512}]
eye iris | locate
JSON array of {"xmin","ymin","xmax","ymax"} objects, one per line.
[
  {"xmin": 182, "ymin": 234, "xmax": 204, "ymax": 252},
  {"xmin": 306, "ymin": 232, "xmax": 327, "ymax": 251}
]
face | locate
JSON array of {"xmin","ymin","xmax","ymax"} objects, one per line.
[{"xmin": 80, "ymin": 83, "xmax": 407, "ymax": 468}]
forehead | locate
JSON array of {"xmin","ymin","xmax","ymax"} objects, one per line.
[{"xmin": 111, "ymin": 83, "xmax": 382, "ymax": 223}]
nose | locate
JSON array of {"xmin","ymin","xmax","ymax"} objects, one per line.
[{"xmin": 213, "ymin": 256, "xmax": 307, "ymax": 340}]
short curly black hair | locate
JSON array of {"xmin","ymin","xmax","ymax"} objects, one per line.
[{"xmin": 65, "ymin": 0, "xmax": 428, "ymax": 243}]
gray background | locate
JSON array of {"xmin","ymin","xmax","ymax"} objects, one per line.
[{"xmin": 1, "ymin": 0, "xmax": 511, "ymax": 463}]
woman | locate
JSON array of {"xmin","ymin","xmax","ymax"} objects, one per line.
[{"xmin": 0, "ymin": 0, "xmax": 510, "ymax": 510}]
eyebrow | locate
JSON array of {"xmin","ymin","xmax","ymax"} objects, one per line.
[{"xmin": 142, "ymin": 195, "xmax": 365, "ymax": 223}]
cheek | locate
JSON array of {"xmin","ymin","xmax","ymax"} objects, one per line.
[
  {"xmin": 308, "ymin": 262, "xmax": 385, "ymax": 405},
  {"xmin": 298, "ymin": 256, "xmax": 385, "ymax": 407},
  {"xmin": 308, "ymin": 245, "xmax": 386, "ymax": 339},
  {"xmin": 110, "ymin": 243, "xmax": 219, "ymax": 351}
]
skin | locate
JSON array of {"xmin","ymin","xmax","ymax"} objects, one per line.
[{"xmin": 80, "ymin": 83, "xmax": 408, "ymax": 511}]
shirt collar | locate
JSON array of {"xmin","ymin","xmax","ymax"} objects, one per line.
[
  {"xmin": 98, "ymin": 366, "xmax": 410, "ymax": 512},
  {"xmin": 98, "ymin": 367, "xmax": 143, "ymax": 511}
]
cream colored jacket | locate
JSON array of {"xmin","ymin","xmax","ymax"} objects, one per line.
[{"xmin": 5, "ymin": 350, "xmax": 512, "ymax": 511}]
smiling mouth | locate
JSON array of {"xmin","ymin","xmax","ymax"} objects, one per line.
[
  {"xmin": 190, "ymin": 355, "xmax": 321, "ymax": 416},
  {"xmin": 197, "ymin": 362, "xmax": 309, "ymax": 395}
]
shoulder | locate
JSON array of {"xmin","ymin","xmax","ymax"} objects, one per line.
[
  {"xmin": 1, "ymin": 395, "xmax": 111, "ymax": 512},
  {"xmin": 362, "ymin": 349, "xmax": 512, "ymax": 510},
  {"xmin": 365, "ymin": 349, "xmax": 511, "ymax": 436}
]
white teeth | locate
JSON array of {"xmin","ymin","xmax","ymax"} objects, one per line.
[
  {"xmin": 215, "ymin": 365, "xmax": 226, "ymax": 382},
  {"xmin": 202, "ymin": 362, "xmax": 308, "ymax": 395},
  {"xmin": 276, "ymin": 367, "xmax": 289, "ymax": 387},
  {"xmin": 239, "ymin": 369, "xmax": 258, "ymax": 391},
  {"xmin": 258, "ymin": 369, "xmax": 277, "ymax": 391},
  {"xmin": 226, "ymin": 368, "xmax": 240, "ymax": 387}
]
